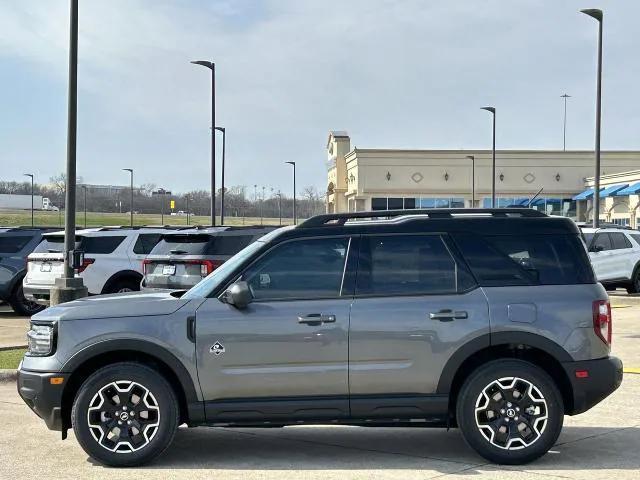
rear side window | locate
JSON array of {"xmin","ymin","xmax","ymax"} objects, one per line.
[
  {"xmin": 356, "ymin": 234, "xmax": 474, "ymax": 296},
  {"xmin": 206, "ymin": 235, "xmax": 256, "ymax": 256},
  {"xmin": 592, "ymin": 233, "xmax": 612, "ymax": 252},
  {"xmin": 78, "ymin": 236, "xmax": 126, "ymax": 254},
  {"xmin": 610, "ymin": 232, "xmax": 632, "ymax": 250},
  {"xmin": 0, "ymin": 234, "xmax": 32, "ymax": 254},
  {"xmin": 133, "ymin": 234, "xmax": 163, "ymax": 254},
  {"xmin": 151, "ymin": 234, "xmax": 211, "ymax": 255},
  {"xmin": 630, "ymin": 234, "xmax": 640, "ymax": 247},
  {"xmin": 455, "ymin": 234, "xmax": 595, "ymax": 286}
]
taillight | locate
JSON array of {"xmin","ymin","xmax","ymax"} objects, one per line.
[
  {"xmin": 142, "ymin": 259, "xmax": 151, "ymax": 275},
  {"xmin": 77, "ymin": 258, "xmax": 95, "ymax": 273},
  {"xmin": 199, "ymin": 260, "xmax": 222, "ymax": 277},
  {"xmin": 592, "ymin": 300, "xmax": 612, "ymax": 346}
]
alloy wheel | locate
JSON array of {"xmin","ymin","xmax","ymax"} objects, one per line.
[
  {"xmin": 87, "ymin": 380, "xmax": 160, "ymax": 453},
  {"xmin": 474, "ymin": 376, "xmax": 548, "ymax": 450}
]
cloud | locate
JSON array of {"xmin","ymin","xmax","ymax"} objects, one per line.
[{"xmin": 1, "ymin": 0, "xmax": 639, "ymax": 193}]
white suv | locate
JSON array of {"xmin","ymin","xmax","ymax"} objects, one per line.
[
  {"xmin": 581, "ymin": 226, "xmax": 640, "ymax": 292},
  {"xmin": 23, "ymin": 227, "xmax": 177, "ymax": 305}
]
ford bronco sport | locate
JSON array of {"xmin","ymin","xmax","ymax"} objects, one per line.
[{"xmin": 17, "ymin": 209, "xmax": 623, "ymax": 467}]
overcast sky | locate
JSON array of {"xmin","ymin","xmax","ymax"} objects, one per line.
[{"xmin": 1, "ymin": 0, "xmax": 639, "ymax": 194}]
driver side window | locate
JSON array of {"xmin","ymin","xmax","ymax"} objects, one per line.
[{"xmin": 240, "ymin": 237, "xmax": 350, "ymax": 301}]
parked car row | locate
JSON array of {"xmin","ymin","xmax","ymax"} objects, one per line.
[{"xmin": 0, "ymin": 225, "xmax": 276, "ymax": 315}]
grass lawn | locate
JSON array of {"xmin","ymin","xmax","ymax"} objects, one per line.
[
  {"xmin": 0, "ymin": 348, "xmax": 26, "ymax": 370},
  {"xmin": 0, "ymin": 210, "xmax": 291, "ymax": 228}
]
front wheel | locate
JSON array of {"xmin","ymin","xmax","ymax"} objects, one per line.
[
  {"xmin": 456, "ymin": 359, "xmax": 564, "ymax": 465},
  {"xmin": 72, "ymin": 363, "xmax": 179, "ymax": 467},
  {"xmin": 626, "ymin": 268, "xmax": 640, "ymax": 294}
]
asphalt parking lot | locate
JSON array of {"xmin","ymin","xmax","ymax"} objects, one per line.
[{"xmin": 0, "ymin": 301, "xmax": 639, "ymax": 479}]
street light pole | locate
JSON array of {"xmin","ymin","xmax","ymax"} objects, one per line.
[
  {"xmin": 277, "ymin": 191, "xmax": 282, "ymax": 225},
  {"xmin": 51, "ymin": 0, "xmax": 87, "ymax": 305},
  {"xmin": 286, "ymin": 161, "xmax": 297, "ymax": 224},
  {"xmin": 581, "ymin": 9, "xmax": 603, "ymax": 228},
  {"xmin": 561, "ymin": 94, "xmax": 571, "ymax": 151},
  {"xmin": 123, "ymin": 168, "xmax": 133, "ymax": 227},
  {"xmin": 82, "ymin": 185, "xmax": 87, "ymax": 228},
  {"xmin": 24, "ymin": 174, "xmax": 34, "ymax": 227},
  {"xmin": 260, "ymin": 186, "xmax": 265, "ymax": 225},
  {"xmin": 481, "ymin": 107, "xmax": 496, "ymax": 208},
  {"xmin": 191, "ymin": 60, "xmax": 216, "ymax": 226},
  {"xmin": 215, "ymin": 126, "xmax": 226, "ymax": 224},
  {"xmin": 465, "ymin": 156, "xmax": 475, "ymax": 207}
]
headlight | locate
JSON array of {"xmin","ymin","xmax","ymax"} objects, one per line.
[{"xmin": 26, "ymin": 323, "xmax": 55, "ymax": 356}]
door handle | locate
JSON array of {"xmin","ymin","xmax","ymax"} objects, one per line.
[
  {"xmin": 298, "ymin": 313, "xmax": 336, "ymax": 325},
  {"xmin": 429, "ymin": 309, "xmax": 468, "ymax": 321}
]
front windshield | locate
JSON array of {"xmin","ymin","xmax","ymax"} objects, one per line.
[{"xmin": 182, "ymin": 240, "xmax": 265, "ymax": 299}]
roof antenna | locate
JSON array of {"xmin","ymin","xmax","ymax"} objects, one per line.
[{"xmin": 527, "ymin": 187, "xmax": 544, "ymax": 207}]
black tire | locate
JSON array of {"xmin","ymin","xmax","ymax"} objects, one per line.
[
  {"xmin": 71, "ymin": 362, "xmax": 179, "ymax": 467},
  {"xmin": 456, "ymin": 359, "xmax": 564, "ymax": 465},
  {"xmin": 9, "ymin": 282, "xmax": 45, "ymax": 316},
  {"xmin": 106, "ymin": 277, "xmax": 141, "ymax": 294},
  {"xmin": 626, "ymin": 268, "xmax": 640, "ymax": 294}
]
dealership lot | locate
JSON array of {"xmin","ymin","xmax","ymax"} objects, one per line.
[{"xmin": 1, "ymin": 300, "xmax": 639, "ymax": 479}]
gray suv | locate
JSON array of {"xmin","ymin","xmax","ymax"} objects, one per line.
[
  {"xmin": 17, "ymin": 209, "xmax": 623, "ymax": 467},
  {"xmin": 141, "ymin": 226, "xmax": 276, "ymax": 291}
]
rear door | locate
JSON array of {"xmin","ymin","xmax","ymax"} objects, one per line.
[
  {"xmin": 608, "ymin": 232, "xmax": 634, "ymax": 280},
  {"xmin": 348, "ymin": 233, "xmax": 489, "ymax": 418}
]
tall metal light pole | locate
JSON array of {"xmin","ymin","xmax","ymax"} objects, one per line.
[
  {"xmin": 465, "ymin": 156, "xmax": 475, "ymax": 208},
  {"xmin": 52, "ymin": 0, "xmax": 87, "ymax": 305},
  {"xmin": 276, "ymin": 191, "xmax": 282, "ymax": 225},
  {"xmin": 286, "ymin": 161, "xmax": 297, "ymax": 224},
  {"xmin": 214, "ymin": 126, "xmax": 226, "ymax": 224},
  {"xmin": 561, "ymin": 94, "xmax": 571, "ymax": 151},
  {"xmin": 24, "ymin": 174, "xmax": 34, "ymax": 226},
  {"xmin": 581, "ymin": 8, "xmax": 603, "ymax": 228},
  {"xmin": 191, "ymin": 60, "xmax": 216, "ymax": 226},
  {"xmin": 122, "ymin": 169, "xmax": 133, "ymax": 227},
  {"xmin": 260, "ymin": 186, "xmax": 266, "ymax": 225},
  {"xmin": 481, "ymin": 107, "xmax": 496, "ymax": 207},
  {"xmin": 81, "ymin": 185, "xmax": 87, "ymax": 228}
]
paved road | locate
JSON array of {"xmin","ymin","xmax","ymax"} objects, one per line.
[
  {"xmin": 1, "ymin": 376, "xmax": 638, "ymax": 479},
  {"xmin": 0, "ymin": 305, "xmax": 27, "ymax": 349}
]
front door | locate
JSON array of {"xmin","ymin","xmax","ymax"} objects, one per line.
[
  {"xmin": 348, "ymin": 233, "xmax": 490, "ymax": 418},
  {"xmin": 195, "ymin": 236, "xmax": 354, "ymax": 423}
]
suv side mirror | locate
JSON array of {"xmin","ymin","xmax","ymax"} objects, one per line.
[
  {"xmin": 223, "ymin": 281, "xmax": 252, "ymax": 309},
  {"xmin": 590, "ymin": 244, "xmax": 604, "ymax": 253}
]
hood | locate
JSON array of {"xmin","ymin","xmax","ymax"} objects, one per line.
[{"xmin": 33, "ymin": 291, "xmax": 192, "ymax": 322}]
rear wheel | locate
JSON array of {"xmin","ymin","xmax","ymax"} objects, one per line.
[
  {"xmin": 456, "ymin": 359, "xmax": 564, "ymax": 465},
  {"xmin": 72, "ymin": 362, "xmax": 179, "ymax": 467},
  {"xmin": 626, "ymin": 268, "xmax": 640, "ymax": 294},
  {"xmin": 106, "ymin": 277, "xmax": 141, "ymax": 294},
  {"xmin": 9, "ymin": 283, "xmax": 45, "ymax": 316}
]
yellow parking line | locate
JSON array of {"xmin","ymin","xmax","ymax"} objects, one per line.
[{"xmin": 624, "ymin": 368, "xmax": 640, "ymax": 374}]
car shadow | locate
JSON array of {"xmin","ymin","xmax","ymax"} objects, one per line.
[{"xmin": 113, "ymin": 425, "xmax": 640, "ymax": 472}]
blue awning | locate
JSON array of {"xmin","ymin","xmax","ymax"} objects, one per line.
[
  {"xmin": 573, "ymin": 188, "xmax": 595, "ymax": 200},
  {"xmin": 600, "ymin": 184, "xmax": 628, "ymax": 198},
  {"xmin": 614, "ymin": 182, "xmax": 640, "ymax": 196}
]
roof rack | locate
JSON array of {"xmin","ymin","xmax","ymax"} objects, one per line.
[{"xmin": 298, "ymin": 208, "xmax": 547, "ymax": 228}]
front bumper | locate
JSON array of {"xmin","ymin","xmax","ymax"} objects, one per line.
[
  {"xmin": 17, "ymin": 367, "xmax": 69, "ymax": 431},
  {"xmin": 562, "ymin": 356, "xmax": 623, "ymax": 415}
]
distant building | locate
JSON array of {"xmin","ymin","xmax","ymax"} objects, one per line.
[{"xmin": 325, "ymin": 131, "xmax": 640, "ymax": 226}]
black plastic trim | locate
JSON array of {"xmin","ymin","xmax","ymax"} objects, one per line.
[
  {"xmin": 562, "ymin": 356, "xmax": 623, "ymax": 415},
  {"xmin": 17, "ymin": 369, "xmax": 69, "ymax": 431}
]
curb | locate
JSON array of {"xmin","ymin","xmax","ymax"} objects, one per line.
[
  {"xmin": 0, "ymin": 345, "xmax": 27, "ymax": 352},
  {"xmin": 0, "ymin": 369, "xmax": 17, "ymax": 383}
]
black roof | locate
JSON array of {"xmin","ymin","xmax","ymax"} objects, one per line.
[{"xmin": 282, "ymin": 209, "xmax": 580, "ymax": 238}]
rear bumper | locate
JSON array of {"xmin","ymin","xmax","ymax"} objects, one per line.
[
  {"xmin": 23, "ymin": 285, "xmax": 52, "ymax": 306},
  {"xmin": 562, "ymin": 356, "xmax": 623, "ymax": 415},
  {"xmin": 17, "ymin": 367, "xmax": 69, "ymax": 431}
]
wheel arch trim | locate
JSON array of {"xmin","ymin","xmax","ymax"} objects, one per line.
[{"xmin": 101, "ymin": 270, "xmax": 143, "ymax": 294}]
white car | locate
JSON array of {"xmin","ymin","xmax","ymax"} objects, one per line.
[
  {"xmin": 581, "ymin": 226, "xmax": 640, "ymax": 292},
  {"xmin": 23, "ymin": 227, "xmax": 178, "ymax": 305}
]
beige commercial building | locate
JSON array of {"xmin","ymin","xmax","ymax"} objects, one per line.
[{"xmin": 325, "ymin": 131, "xmax": 640, "ymax": 226}]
